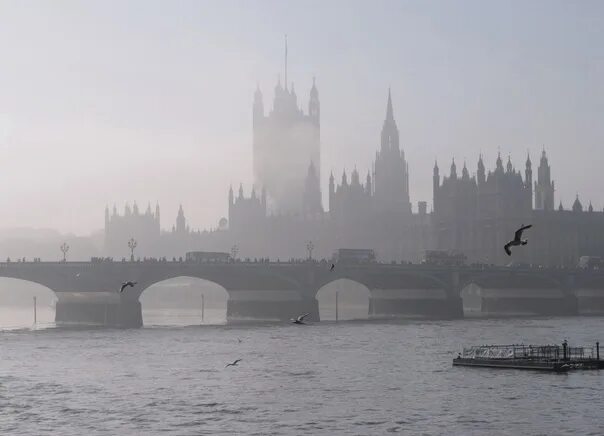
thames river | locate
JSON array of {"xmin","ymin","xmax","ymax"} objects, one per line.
[{"xmin": 1, "ymin": 311, "xmax": 603, "ymax": 435}]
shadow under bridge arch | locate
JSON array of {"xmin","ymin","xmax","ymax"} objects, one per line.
[
  {"xmin": 0, "ymin": 277, "xmax": 57, "ymax": 329},
  {"xmin": 139, "ymin": 276, "xmax": 228, "ymax": 326},
  {"xmin": 316, "ymin": 278, "xmax": 371, "ymax": 321}
]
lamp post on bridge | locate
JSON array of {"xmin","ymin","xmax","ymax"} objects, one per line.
[
  {"xmin": 306, "ymin": 241, "xmax": 314, "ymax": 261},
  {"xmin": 230, "ymin": 244, "xmax": 239, "ymax": 262},
  {"xmin": 128, "ymin": 238, "xmax": 137, "ymax": 262},
  {"xmin": 60, "ymin": 242, "xmax": 70, "ymax": 262}
]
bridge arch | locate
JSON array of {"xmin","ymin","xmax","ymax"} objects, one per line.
[
  {"xmin": 138, "ymin": 276, "xmax": 228, "ymax": 326},
  {"xmin": 315, "ymin": 278, "xmax": 371, "ymax": 321},
  {"xmin": 459, "ymin": 272, "xmax": 566, "ymax": 317},
  {"xmin": 0, "ymin": 277, "xmax": 57, "ymax": 328}
]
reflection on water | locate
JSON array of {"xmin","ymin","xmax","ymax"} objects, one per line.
[
  {"xmin": 0, "ymin": 306, "xmax": 55, "ymax": 330},
  {"xmin": 143, "ymin": 308, "xmax": 226, "ymax": 326}
]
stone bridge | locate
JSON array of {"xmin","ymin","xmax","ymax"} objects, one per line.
[{"xmin": 0, "ymin": 261, "xmax": 603, "ymax": 327}]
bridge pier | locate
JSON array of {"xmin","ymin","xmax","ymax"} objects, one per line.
[
  {"xmin": 226, "ymin": 290, "xmax": 319, "ymax": 322},
  {"xmin": 55, "ymin": 292, "xmax": 142, "ymax": 328},
  {"xmin": 467, "ymin": 288, "xmax": 578, "ymax": 317},
  {"xmin": 368, "ymin": 289, "xmax": 463, "ymax": 319}
]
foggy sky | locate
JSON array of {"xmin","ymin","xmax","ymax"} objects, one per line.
[{"xmin": 0, "ymin": 0, "xmax": 602, "ymax": 234}]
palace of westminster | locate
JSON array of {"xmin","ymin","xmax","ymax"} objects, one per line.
[{"xmin": 104, "ymin": 61, "xmax": 604, "ymax": 267}]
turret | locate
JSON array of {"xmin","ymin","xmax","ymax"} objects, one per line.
[
  {"xmin": 145, "ymin": 202, "xmax": 152, "ymax": 215},
  {"xmin": 155, "ymin": 202, "xmax": 160, "ymax": 223},
  {"xmin": 535, "ymin": 148, "xmax": 555, "ymax": 210},
  {"xmin": 450, "ymin": 158, "xmax": 457, "ymax": 179},
  {"xmin": 341, "ymin": 170, "xmax": 348, "ymax": 187},
  {"xmin": 124, "ymin": 202, "xmax": 132, "ymax": 216},
  {"xmin": 238, "ymin": 183, "xmax": 244, "ymax": 199},
  {"xmin": 105, "ymin": 205, "xmax": 110, "ymax": 226},
  {"xmin": 572, "ymin": 195, "xmax": 583, "ymax": 213},
  {"xmin": 525, "ymin": 152, "xmax": 532, "ymax": 188},
  {"xmin": 496, "ymin": 152, "xmax": 503, "ymax": 172},
  {"xmin": 351, "ymin": 167, "xmax": 360, "ymax": 185},
  {"xmin": 506, "ymin": 155, "xmax": 513, "ymax": 173},
  {"xmin": 461, "ymin": 161, "xmax": 469, "ymax": 180},
  {"xmin": 132, "ymin": 201, "xmax": 139, "ymax": 215},
  {"xmin": 477, "ymin": 154, "xmax": 485, "ymax": 185},
  {"xmin": 366, "ymin": 171, "xmax": 372, "ymax": 195},
  {"xmin": 176, "ymin": 204, "xmax": 186, "ymax": 233}
]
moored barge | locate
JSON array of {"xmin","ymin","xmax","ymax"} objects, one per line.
[{"xmin": 453, "ymin": 341, "xmax": 603, "ymax": 372}]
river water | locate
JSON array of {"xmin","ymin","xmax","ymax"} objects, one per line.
[{"xmin": 1, "ymin": 311, "xmax": 603, "ymax": 435}]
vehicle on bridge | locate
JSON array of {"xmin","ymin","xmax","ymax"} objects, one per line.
[
  {"xmin": 578, "ymin": 256, "xmax": 604, "ymax": 270},
  {"xmin": 422, "ymin": 250, "xmax": 467, "ymax": 267},
  {"xmin": 332, "ymin": 249, "xmax": 376, "ymax": 264}
]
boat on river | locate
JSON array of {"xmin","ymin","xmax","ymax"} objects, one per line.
[{"xmin": 453, "ymin": 341, "xmax": 603, "ymax": 372}]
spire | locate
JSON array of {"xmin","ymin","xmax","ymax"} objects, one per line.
[
  {"xmin": 496, "ymin": 152, "xmax": 503, "ymax": 171},
  {"xmin": 589, "ymin": 201, "xmax": 594, "ymax": 212},
  {"xmin": 450, "ymin": 158, "xmax": 457, "ymax": 179},
  {"xmin": 433, "ymin": 159, "xmax": 439, "ymax": 176},
  {"xmin": 526, "ymin": 150, "xmax": 531, "ymax": 167},
  {"xmin": 238, "ymin": 183, "xmax": 244, "ymax": 199},
  {"xmin": 351, "ymin": 167, "xmax": 360, "ymax": 185},
  {"xmin": 558, "ymin": 201, "xmax": 564, "ymax": 211},
  {"xmin": 506, "ymin": 155, "xmax": 513, "ymax": 173},
  {"xmin": 386, "ymin": 87, "xmax": 394, "ymax": 122},
  {"xmin": 146, "ymin": 202, "xmax": 152, "ymax": 215},
  {"xmin": 310, "ymin": 76, "xmax": 318, "ymax": 98},
  {"xmin": 462, "ymin": 161, "xmax": 469, "ymax": 180},
  {"xmin": 341, "ymin": 170, "xmax": 348, "ymax": 186},
  {"xmin": 572, "ymin": 194, "xmax": 583, "ymax": 212}
]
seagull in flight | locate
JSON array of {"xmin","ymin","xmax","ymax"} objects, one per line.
[
  {"xmin": 291, "ymin": 313, "xmax": 310, "ymax": 325},
  {"xmin": 225, "ymin": 359, "xmax": 242, "ymax": 368},
  {"xmin": 504, "ymin": 224, "xmax": 532, "ymax": 256},
  {"xmin": 330, "ymin": 263, "xmax": 335, "ymax": 271},
  {"xmin": 119, "ymin": 281, "xmax": 137, "ymax": 293}
]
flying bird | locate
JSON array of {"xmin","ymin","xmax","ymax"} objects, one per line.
[
  {"xmin": 291, "ymin": 313, "xmax": 310, "ymax": 324},
  {"xmin": 330, "ymin": 263, "xmax": 335, "ymax": 271},
  {"xmin": 119, "ymin": 281, "xmax": 137, "ymax": 293},
  {"xmin": 225, "ymin": 359, "xmax": 242, "ymax": 368},
  {"xmin": 504, "ymin": 224, "xmax": 532, "ymax": 256}
]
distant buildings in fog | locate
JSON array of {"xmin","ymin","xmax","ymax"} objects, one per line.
[{"xmin": 102, "ymin": 48, "xmax": 604, "ymax": 267}]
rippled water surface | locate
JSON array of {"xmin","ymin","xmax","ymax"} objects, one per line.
[{"xmin": 1, "ymin": 316, "xmax": 603, "ymax": 435}]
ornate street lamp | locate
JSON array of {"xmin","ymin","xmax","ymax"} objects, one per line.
[
  {"xmin": 128, "ymin": 238, "xmax": 137, "ymax": 262},
  {"xmin": 306, "ymin": 241, "xmax": 314, "ymax": 260},
  {"xmin": 60, "ymin": 242, "xmax": 70, "ymax": 262}
]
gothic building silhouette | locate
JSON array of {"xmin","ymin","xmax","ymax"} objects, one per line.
[
  {"xmin": 102, "ymin": 48, "xmax": 604, "ymax": 266},
  {"xmin": 252, "ymin": 43, "xmax": 320, "ymax": 214}
]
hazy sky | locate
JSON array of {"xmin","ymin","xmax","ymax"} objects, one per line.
[{"xmin": 0, "ymin": 0, "xmax": 602, "ymax": 234}]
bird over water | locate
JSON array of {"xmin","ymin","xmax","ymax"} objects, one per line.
[
  {"xmin": 504, "ymin": 224, "xmax": 532, "ymax": 256},
  {"xmin": 120, "ymin": 281, "xmax": 137, "ymax": 293}
]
